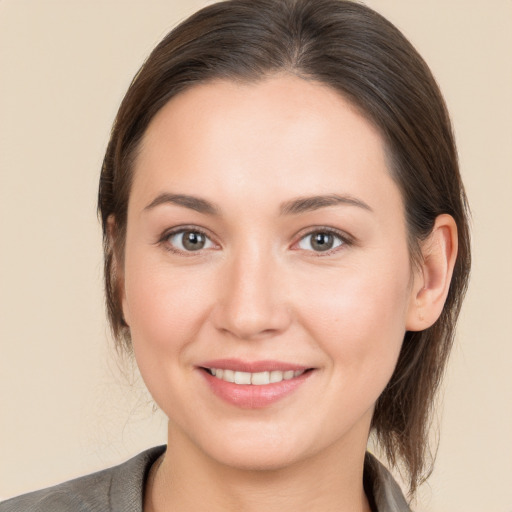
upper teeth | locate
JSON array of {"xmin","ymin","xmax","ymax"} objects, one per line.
[{"xmin": 209, "ymin": 369, "xmax": 305, "ymax": 385}]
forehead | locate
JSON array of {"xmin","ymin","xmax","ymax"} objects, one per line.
[{"xmin": 131, "ymin": 74, "xmax": 402, "ymax": 217}]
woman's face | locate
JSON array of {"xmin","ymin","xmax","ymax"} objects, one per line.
[{"xmin": 121, "ymin": 75, "xmax": 420, "ymax": 469}]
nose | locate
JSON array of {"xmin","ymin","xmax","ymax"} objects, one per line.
[{"xmin": 212, "ymin": 245, "xmax": 292, "ymax": 340}]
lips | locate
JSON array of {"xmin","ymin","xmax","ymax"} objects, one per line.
[{"xmin": 198, "ymin": 359, "xmax": 314, "ymax": 408}]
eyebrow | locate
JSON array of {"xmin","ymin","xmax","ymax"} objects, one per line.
[
  {"xmin": 144, "ymin": 193, "xmax": 219, "ymax": 215},
  {"xmin": 143, "ymin": 192, "xmax": 372, "ymax": 216},
  {"xmin": 280, "ymin": 194, "xmax": 373, "ymax": 215}
]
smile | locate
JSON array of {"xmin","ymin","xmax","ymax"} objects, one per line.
[
  {"xmin": 199, "ymin": 360, "xmax": 314, "ymax": 408},
  {"xmin": 206, "ymin": 368, "xmax": 306, "ymax": 385}
]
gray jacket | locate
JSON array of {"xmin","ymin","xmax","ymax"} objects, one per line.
[{"xmin": 0, "ymin": 446, "xmax": 412, "ymax": 512}]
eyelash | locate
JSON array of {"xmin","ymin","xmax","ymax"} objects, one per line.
[
  {"xmin": 158, "ymin": 226, "xmax": 353, "ymax": 256},
  {"xmin": 292, "ymin": 227, "xmax": 353, "ymax": 256},
  {"xmin": 158, "ymin": 226, "xmax": 217, "ymax": 255}
]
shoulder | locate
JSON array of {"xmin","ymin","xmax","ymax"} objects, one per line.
[{"xmin": 0, "ymin": 446, "xmax": 166, "ymax": 512}]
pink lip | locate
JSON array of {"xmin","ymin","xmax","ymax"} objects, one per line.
[
  {"xmin": 197, "ymin": 359, "xmax": 314, "ymax": 409},
  {"xmin": 199, "ymin": 358, "xmax": 308, "ymax": 373}
]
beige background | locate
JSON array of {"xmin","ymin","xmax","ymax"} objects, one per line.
[{"xmin": 0, "ymin": 1, "xmax": 511, "ymax": 510}]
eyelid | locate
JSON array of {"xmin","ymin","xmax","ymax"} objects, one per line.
[
  {"xmin": 291, "ymin": 226, "xmax": 355, "ymax": 254},
  {"xmin": 156, "ymin": 224, "xmax": 354, "ymax": 255},
  {"xmin": 158, "ymin": 225, "xmax": 220, "ymax": 254}
]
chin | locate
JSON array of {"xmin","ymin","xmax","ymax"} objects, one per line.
[
  {"xmin": 171, "ymin": 417, "xmax": 311, "ymax": 472},
  {"xmin": 194, "ymin": 416, "xmax": 349, "ymax": 473},
  {"xmin": 206, "ymin": 442, "xmax": 304, "ymax": 472}
]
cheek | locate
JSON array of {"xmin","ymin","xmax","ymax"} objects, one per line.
[
  {"xmin": 121, "ymin": 249, "xmax": 217, "ymax": 412},
  {"xmin": 122, "ymin": 248, "xmax": 213, "ymax": 356},
  {"xmin": 297, "ymin": 256, "xmax": 412, "ymax": 384}
]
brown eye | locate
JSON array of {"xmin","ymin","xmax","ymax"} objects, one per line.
[
  {"xmin": 182, "ymin": 231, "xmax": 206, "ymax": 250},
  {"xmin": 297, "ymin": 231, "xmax": 344, "ymax": 252},
  {"xmin": 167, "ymin": 229, "xmax": 214, "ymax": 252}
]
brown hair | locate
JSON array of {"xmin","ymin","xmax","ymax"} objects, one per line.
[{"xmin": 98, "ymin": 0, "xmax": 471, "ymax": 495}]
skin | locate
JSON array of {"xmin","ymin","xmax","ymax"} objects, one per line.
[{"xmin": 117, "ymin": 74, "xmax": 457, "ymax": 512}]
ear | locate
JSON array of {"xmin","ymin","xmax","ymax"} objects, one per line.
[
  {"xmin": 107, "ymin": 215, "xmax": 130, "ymax": 326},
  {"xmin": 406, "ymin": 214, "xmax": 458, "ymax": 331}
]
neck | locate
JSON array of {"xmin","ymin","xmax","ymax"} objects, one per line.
[{"xmin": 145, "ymin": 422, "xmax": 372, "ymax": 512}]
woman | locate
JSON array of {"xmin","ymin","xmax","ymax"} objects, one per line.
[{"xmin": 0, "ymin": 0, "xmax": 470, "ymax": 511}]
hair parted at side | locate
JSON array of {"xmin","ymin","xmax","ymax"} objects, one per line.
[{"xmin": 98, "ymin": 0, "xmax": 470, "ymax": 496}]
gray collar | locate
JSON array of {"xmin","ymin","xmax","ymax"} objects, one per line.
[{"xmin": 364, "ymin": 452, "xmax": 412, "ymax": 512}]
